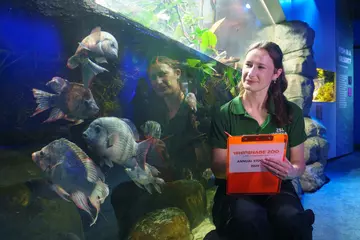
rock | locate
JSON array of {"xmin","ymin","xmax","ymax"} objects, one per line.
[
  {"xmin": 111, "ymin": 179, "xmax": 207, "ymax": 239},
  {"xmin": 304, "ymin": 136, "xmax": 329, "ymax": 165},
  {"xmin": 300, "ymin": 162, "xmax": 330, "ymax": 192},
  {"xmin": 284, "ymin": 74, "xmax": 314, "ymax": 116},
  {"xmin": 283, "ymin": 56, "xmax": 317, "ymax": 79},
  {"xmin": 0, "ymin": 148, "xmax": 43, "ymax": 187},
  {"xmin": 256, "ymin": 20, "xmax": 315, "ymax": 54},
  {"xmin": 304, "ymin": 117, "xmax": 327, "ymax": 138},
  {"xmin": 191, "ymin": 218, "xmax": 216, "ymax": 240},
  {"xmin": 205, "ymin": 186, "xmax": 217, "ymax": 220},
  {"xmin": 164, "ymin": 180, "xmax": 207, "ymax": 228},
  {"xmin": 0, "ymin": 183, "xmax": 84, "ymax": 240},
  {"xmin": 283, "ymin": 48, "xmax": 314, "ymax": 61},
  {"xmin": 129, "ymin": 207, "xmax": 192, "ymax": 240}
]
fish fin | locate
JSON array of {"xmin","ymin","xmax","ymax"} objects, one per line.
[
  {"xmin": 153, "ymin": 177, "xmax": 165, "ymax": 194},
  {"xmin": 31, "ymin": 89, "xmax": 55, "ymax": 117},
  {"xmin": 82, "ymin": 158, "xmax": 100, "ymax": 183},
  {"xmin": 67, "ymin": 55, "xmax": 80, "ymax": 69},
  {"xmin": 136, "ymin": 138, "xmax": 153, "ymax": 170},
  {"xmin": 68, "ymin": 119, "xmax": 84, "ymax": 126},
  {"xmin": 95, "ymin": 57, "xmax": 108, "ymax": 64},
  {"xmin": 88, "ymin": 181, "xmax": 109, "ymax": 226},
  {"xmin": 71, "ymin": 191, "xmax": 95, "ymax": 226},
  {"xmin": 46, "ymin": 77, "xmax": 69, "ymax": 94},
  {"xmin": 103, "ymin": 157, "xmax": 114, "ymax": 168},
  {"xmin": 144, "ymin": 184, "xmax": 153, "ymax": 194},
  {"xmin": 146, "ymin": 163, "xmax": 160, "ymax": 176},
  {"xmin": 90, "ymin": 27, "xmax": 102, "ymax": 42},
  {"xmin": 82, "ymin": 58, "xmax": 108, "ymax": 89},
  {"xmin": 123, "ymin": 157, "xmax": 137, "ymax": 169},
  {"xmin": 78, "ymin": 42, "xmax": 91, "ymax": 51},
  {"xmin": 51, "ymin": 184, "xmax": 71, "ymax": 202},
  {"xmin": 107, "ymin": 133, "xmax": 118, "ymax": 148},
  {"xmin": 43, "ymin": 108, "xmax": 66, "ymax": 123}
]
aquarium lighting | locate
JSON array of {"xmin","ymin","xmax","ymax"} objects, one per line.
[
  {"xmin": 259, "ymin": 0, "xmax": 275, "ymax": 24},
  {"xmin": 246, "ymin": 3, "xmax": 251, "ymax": 9}
]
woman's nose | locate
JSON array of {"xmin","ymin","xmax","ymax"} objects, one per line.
[
  {"xmin": 155, "ymin": 76, "xmax": 163, "ymax": 84},
  {"xmin": 248, "ymin": 66, "xmax": 256, "ymax": 77}
]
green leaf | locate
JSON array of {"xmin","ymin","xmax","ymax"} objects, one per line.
[
  {"xmin": 200, "ymin": 30, "xmax": 217, "ymax": 52},
  {"xmin": 186, "ymin": 59, "xmax": 201, "ymax": 67}
]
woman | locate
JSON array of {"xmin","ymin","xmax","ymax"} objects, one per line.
[
  {"xmin": 209, "ymin": 41, "xmax": 315, "ymax": 240},
  {"xmin": 135, "ymin": 56, "xmax": 211, "ymax": 179}
]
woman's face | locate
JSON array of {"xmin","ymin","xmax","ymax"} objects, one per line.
[
  {"xmin": 241, "ymin": 48, "xmax": 282, "ymax": 93},
  {"xmin": 149, "ymin": 63, "xmax": 181, "ymax": 97}
]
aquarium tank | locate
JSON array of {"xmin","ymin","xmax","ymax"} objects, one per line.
[
  {"xmin": 0, "ymin": 0, "xmax": 285, "ymax": 239},
  {"xmin": 313, "ymin": 68, "xmax": 336, "ymax": 102}
]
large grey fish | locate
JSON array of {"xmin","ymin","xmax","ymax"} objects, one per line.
[
  {"xmin": 31, "ymin": 138, "xmax": 109, "ymax": 226},
  {"xmin": 67, "ymin": 26, "xmax": 119, "ymax": 89},
  {"xmin": 31, "ymin": 76, "xmax": 99, "ymax": 125},
  {"xmin": 82, "ymin": 117, "xmax": 165, "ymax": 194},
  {"xmin": 121, "ymin": 118, "xmax": 140, "ymax": 141}
]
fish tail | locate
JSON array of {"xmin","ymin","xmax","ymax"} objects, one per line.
[
  {"xmin": 82, "ymin": 58, "xmax": 109, "ymax": 89},
  {"xmin": 88, "ymin": 181, "xmax": 109, "ymax": 226},
  {"xmin": 31, "ymin": 88, "xmax": 55, "ymax": 117},
  {"xmin": 153, "ymin": 177, "xmax": 165, "ymax": 194},
  {"xmin": 136, "ymin": 138, "xmax": 153, "ymax": 169},
  {"xmin": 71, "ymin": 191, "xmax": 96, "ymax": 226},
  {"xmin": 67, "ymin": 55, "xmax": 80, "ymax": 69}
]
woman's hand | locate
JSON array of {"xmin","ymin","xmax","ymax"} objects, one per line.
[{"xmin": 261, "ymin": 157, "xmax": 298, "ymax": 180}]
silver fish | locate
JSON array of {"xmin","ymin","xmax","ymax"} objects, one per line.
[
  {"xmin": 185, "ymin": 92, "xmax": 197, "ymax": 112},
  {"xmin": 121, "ymin": 118, "xmax": 140, "ymax": 141},
  {"xmin": 31, "ymin": 138, "xmax": 109, "ymax": 226},
  {"xmin": 125, "ymin": 163, "xmax": 165, "ymax": 194},
  {"xmin": 67, "ymin": 27, "xmax": 119, "ymax": 88},
  {"xmin": 141, "ymin": 120, "xmax": 161, "ymax": 139},
  {"xmin": 31, "ymin": 77, "xmax": 99, "ymax": 125},
  {"xmin": 82, "ymin": 117, "xmax": 165, "ymax": 194}
]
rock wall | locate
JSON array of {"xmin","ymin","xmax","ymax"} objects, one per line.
[{"xmin": 253, "ymin": 20, "xmax": 330, "ymax": 194}]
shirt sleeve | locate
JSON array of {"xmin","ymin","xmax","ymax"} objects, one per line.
[
  {"xmin": 288, "ymin": 102, "xmax": 307, "ymax": 148},
  {"xmin": 208, "ymin": 108, "xmax": 228, "ymax": 149}
]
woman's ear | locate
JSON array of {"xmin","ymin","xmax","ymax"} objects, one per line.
[
  {"xmin": 175, "ymin": 69, "xmax": 181, "ymax": 78},
  {"xmin": 273, "ymin": 68, "xmax": 283, "ymax": 80}
]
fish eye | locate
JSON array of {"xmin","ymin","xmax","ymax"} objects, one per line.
[
  {"xmin": 95, "ymin": 125, "xmax": 101, "ymax": 133},
  {"xmin": 40, "ymin": 151, "xmax": 44, "ymax": 157}
]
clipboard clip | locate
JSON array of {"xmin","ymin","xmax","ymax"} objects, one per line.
[{"xmin": 224, "ymin": 131, "xmax": 232, "ymax": 137}]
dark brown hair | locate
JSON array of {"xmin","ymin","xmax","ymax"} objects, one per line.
[
  {"xmin": 148, "ymin": 56, "xmax": 185, "ymax": 92},
  {"xmin": 239, "ymin": 41, "xmax": 291, "ymax": 126}
]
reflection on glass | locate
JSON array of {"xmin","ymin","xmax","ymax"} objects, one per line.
[
  {"xmin": 313, "ymin": 68, "xmax": 336, "ymax": 102},
  {"xmin": 95, "ymin": 0, "xmax": 262, "ymax": 60}
]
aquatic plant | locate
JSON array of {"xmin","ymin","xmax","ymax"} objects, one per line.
[
  {"xmin": 91, "ymin": 73, "xmax": 124, "ymax": 117},
  {"xmin": 97, "ymin": 0, "xmax": 226, "ymax": 58},
  {"xmin": 185, "ymin": 58, "xmax": 241, "ymax": 98}
]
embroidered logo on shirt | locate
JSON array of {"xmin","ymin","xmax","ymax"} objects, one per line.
[{"xmin": 276, "ymin": 128, "xmax": 285, "ymax": 134}]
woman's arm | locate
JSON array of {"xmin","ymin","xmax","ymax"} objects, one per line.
[
  {"xmin": 211, "ymin": 148, "xmax": 227, "ymax": 179},
  {"xmin": 288, "ymin": 142, "xmax": 306, "ymax": 177}
]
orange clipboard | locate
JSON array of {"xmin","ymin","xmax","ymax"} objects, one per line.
[{"xmin": 226, "ymin": 133, "xmax": 288, "ymax": 195}]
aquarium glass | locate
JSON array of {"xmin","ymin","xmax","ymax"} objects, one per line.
[
  {"xmin": 0, "ymin": 1, "xmax": 243, "ymax": 239},
  {"xmin": 313, "ymin": 68, "xmax": 336, "ymax": 102},
  {"xmin": 95, "ymin": 0, "xmax": 263, "ymax": 61}
]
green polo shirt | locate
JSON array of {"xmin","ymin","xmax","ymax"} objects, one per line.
[{"xmin": 209, "ymin": 96, "xmax": 307, "ymax": 162}]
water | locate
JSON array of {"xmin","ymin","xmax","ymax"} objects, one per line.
[{"xmin": 0, "ymin": 1, "xmax": 248, "ymax": 239}]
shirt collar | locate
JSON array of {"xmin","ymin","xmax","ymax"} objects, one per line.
[{"xmin": 230, "ymin": 96, "xmax": 275, "ymax": 115}]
